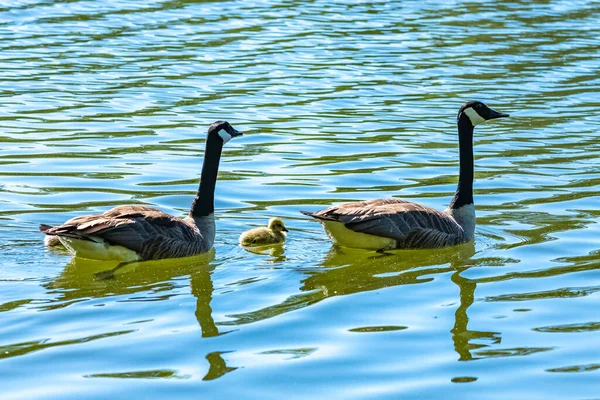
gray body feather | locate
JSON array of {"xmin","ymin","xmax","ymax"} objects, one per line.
[
  {"xmin": 302, "ymin": 199, "xmax": 468, "ymax": 249},
  {"xmin": 40, "ymin": 205, "xmax": 215, "ymax": 260}
]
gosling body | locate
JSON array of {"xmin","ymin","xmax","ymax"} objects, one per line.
[{"xmin": 239, "ymin": 217, "xmax": 288, "ymax": 247}]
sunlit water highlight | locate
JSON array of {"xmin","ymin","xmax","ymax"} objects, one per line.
[{"xmin": 1, "ymin": 1, "xmax": 599, "ymax": 399}]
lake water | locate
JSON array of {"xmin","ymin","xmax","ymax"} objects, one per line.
[{"xmin": 1, "ymin": 0, "xmax": 599, "ymax": 398}]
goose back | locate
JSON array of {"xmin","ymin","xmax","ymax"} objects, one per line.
[
  {"xmin": 40, "ymin": 205, "xmax": 214, "ymax": 260},
  {"xmin": 302, "ymin": 199, "xmax": 468, "ymax": 249}
]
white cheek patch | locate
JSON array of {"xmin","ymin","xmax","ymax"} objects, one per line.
[
  {"xmin": 463, "ymin": 107, "xmax": 486, "ymax": 126},
  {"xmin": 218, "ymin": 129, "xmax": 232, "ymax": 144}
]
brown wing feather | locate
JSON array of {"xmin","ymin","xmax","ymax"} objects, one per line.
[
  {"xmin": 40, "ymin": 206, "xmax": 202, "ymax": 259},
  {"xmin": 305, "ymin": 199, "xmax": 465, "ymax": 248}
]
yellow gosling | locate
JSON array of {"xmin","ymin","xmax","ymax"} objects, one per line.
[{"xmin": 239, "ymin": 217, "xmax": 288, "ymax": 247}]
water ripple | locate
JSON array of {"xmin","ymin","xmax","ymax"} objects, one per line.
[{"xmin": 1, "ymin": 0, "xmax": 599, "ymax": 399}]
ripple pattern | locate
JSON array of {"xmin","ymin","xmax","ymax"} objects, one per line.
[{"xmin": 1, "ymin": 1, "xmax": 599, "ymax": 399}]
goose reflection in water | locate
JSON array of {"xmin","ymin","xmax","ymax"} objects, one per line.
[
  {"xmin": 224, "ymin": 242, "xmax": 509, "ymax": 361},
  {"xmin": 321, "ymin": 245, "xmax": 510, "ymax": 361},
  {"xmin": 43, "ymin": 251, "xmax": 237, "ymax": 381},
  {"xmin": 44, "ymin": 239, "xmax": 518, "ymax": 374}
]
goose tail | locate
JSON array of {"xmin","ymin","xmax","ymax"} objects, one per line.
[
  {"xmin": 39, "ymin": 223, "xmax": 95, "ymax": 242},
  {"xmin": 40, "ymin": 224, "xmax": 63, "ymax": 247},
  {"xmin": 300, "ymin": 210, "xmax": 336, "ymax": 221},
  {"xmin": 39, "ymin": 224, "xmax": 53, "ymax": 233}
]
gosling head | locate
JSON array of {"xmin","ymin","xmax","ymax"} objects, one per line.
[
  {"xmin": 268, "ymin": 217, "xmax": 288, "ymax": 233},
  {"xmin": 457, "ymin": 101, "xmax": 509, "ymax": 127},
  {"xmin": 208, "ymin": 120, "xmax": 243, "ymax": 144}
]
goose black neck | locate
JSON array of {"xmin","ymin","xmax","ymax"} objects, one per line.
[
  {"xmin": 449, "ymin": 117, "xmax": 474, "ymax": 210},
  {"xmin": 190, "ymin": 134, "xmax": 223, "ymax": 217}
]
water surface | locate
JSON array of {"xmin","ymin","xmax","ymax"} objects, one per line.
[{"xmin": 1, "ymin": 1, "xmax": 600, "ymax": 399}]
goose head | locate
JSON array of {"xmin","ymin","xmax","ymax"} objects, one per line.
[
  {"xmin": 268, "ymin": 217, "xmax": 288, "ymax": 233},
  {"xmin": 208, "ymin": 120, "xmax": 243, "ymax": 144},
  {"xmin": 457, "ymin": 101, "xmax": 509, "ymax": 127}
]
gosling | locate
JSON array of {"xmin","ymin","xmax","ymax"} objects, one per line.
[{"xmin": 239, "ymin": 217, "xmax": 288, "ymax": 247}]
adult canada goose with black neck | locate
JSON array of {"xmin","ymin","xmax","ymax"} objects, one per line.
[
  {"xmin": 40, "ymin": 121, "xmax": 243, "ymax": 261},
  {"xmin": 301, "ymin": 101, "xmax": 509, "ymax": 250}
]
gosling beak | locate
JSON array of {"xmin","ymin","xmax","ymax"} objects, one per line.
[
  {"xmin": 488, "ymin": 108, "xmax": 510, "ymax": 120},
  {"xmin": 281, "ymin": 227, "xmax": 289, "ymax": 232},
  {"xmin": 231, "ymin": 128, "xmax": 244, "ymax": 137}
]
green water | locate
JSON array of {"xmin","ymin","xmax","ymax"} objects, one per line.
[{"xmin": 1, "ymin": 1, "xmax": 600, "ymax": 398}]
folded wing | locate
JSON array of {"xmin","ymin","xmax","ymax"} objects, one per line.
[
  {"xmin": 303, "ymin": 199, "xmax": 466, "ymax": 249},
  {"xmin": 40, "ymin": 205, "xmax": 204, "ymax": 259}
]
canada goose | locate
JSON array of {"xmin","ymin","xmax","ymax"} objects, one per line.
[
  {"xmin": 301, "ymin": 101, "xmax": 509, "ymax": 250},
  {"xmin": 239, "ymin": 217, "xmax": 288, "ymax": 246},
  {"xmin": 40, "ymin": 121, "xmax": 243, "ymax": 261}
]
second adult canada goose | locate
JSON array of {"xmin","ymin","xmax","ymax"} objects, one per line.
[
  {"xmin": 40, "ymin": 121, "xmax": 243, "ymax": 261},
  {"xmin": 301, "ymin": 101, "xmax": 509, "ymax": 250},
  {"xmin": 239, "ymin": 217, "xmax": 288, "ymax": 246}
]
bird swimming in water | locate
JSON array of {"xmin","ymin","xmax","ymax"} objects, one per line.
[
  {"xmin": 301, "ymin": 101, "xmax": 510, "ymax": 250},
  {"xmin": 40, "ymin": 120, "xmax": 243, "ymax": 261},
  {"xmin": 239, "ymin": 217, "xmax": 288, "ymax": 247}
]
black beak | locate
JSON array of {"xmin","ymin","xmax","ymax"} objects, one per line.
[
  {"xmin": 488, "ymin": 108, "xmax": 510, "ymax": 120},
  {"xmin": 231, "ymin": 128, "xmax": 243, "ymax": 137},
  {"xmin": 281, "ymin": 227, "xmax": 289, "ymax": 232}
]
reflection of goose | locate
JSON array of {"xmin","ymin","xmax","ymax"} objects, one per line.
[
  {"xmin": 450, "ymin": 268, "xmax": 501, "ymax": 361},
  {"xmin": 302, "ymin": 102, "xmax": 509, "ymax": 250},
  {"xmin": 305, "ymin": 243, "xmax": 476, "ymax": 296},
  {"xmin": 224, "ymin": 243, "xmax": 476, "ymax": 326},
  {"xmin": 239, "ymin": 217, "xmax": 288, "ymax": 246},
  {"xmin": 44, "ymin": 253, "xmax": 237, "ymax": 380},
  {"xmin": 45, "ymin": 252, "xmax": 215, "ymax": 303},
  {"xmin": 224, "ymin": 243, "xmax": 510, "ymax": 361},
  {"xmin": 40, "ymin": 121, "xmax": 243, "ymax": 261}
]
